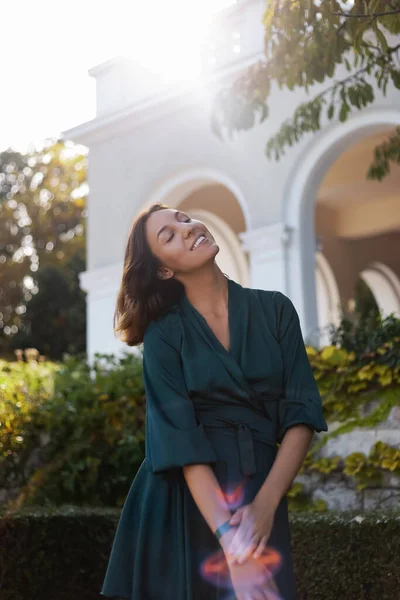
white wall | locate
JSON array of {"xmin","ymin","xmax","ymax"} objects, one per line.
[{"xmin": 64, "ymin": 1, "xmax": 400, "ymax": 358}]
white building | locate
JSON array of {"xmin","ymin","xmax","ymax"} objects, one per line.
[{"xmin": 64, "ymin": 0, "xmax": 400, "ymax": 360}]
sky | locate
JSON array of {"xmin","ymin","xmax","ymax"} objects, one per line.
[{"xmin": 0, "ymin": 0, "xmax": 234, "ymax": 153}]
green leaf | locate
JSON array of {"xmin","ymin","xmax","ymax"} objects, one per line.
[
  {"xmin": 327, "ymin": 104, "xmax": 335, "ymax": 120},
  {"xmin": 348, "ymin": 87, "xmax": 359, "ymax": 108},
  {"xmin": 354, "ymin": 20, "xmax": 371, "ymax": 53},
  {"xmin": 390, "ymin": 69, "xmax": 400, "ymax": 90},
  {"xmin": 339, "ymin": 102, "xmax": 350, "ymax": 122},
  {"xmin": 375, "ymin": 24, "xmax": 389, "ymax": 53}
]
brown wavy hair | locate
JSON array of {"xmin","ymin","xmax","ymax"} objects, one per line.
[{"xmin": 113, "ymin": 203, "xmax": 184, "ymax": 345}]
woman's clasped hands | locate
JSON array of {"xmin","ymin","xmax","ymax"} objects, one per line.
[
  {"xmin": 227, "ymin": 496, "xmax": 276, "ymax": 565},
  {"xmin": 228, "ymin": 558, "xmax": 279, "ymax": 600},
  {"xmin": 220, "ymin": 497, "xmax": 280, "ymax": 600},
  {"xmin": 221, "ymin": 529, "xmax": 280, "ymax": 600}
]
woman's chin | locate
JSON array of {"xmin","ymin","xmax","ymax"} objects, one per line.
[
  {"xmin": 190, "ymin": 244, "xmax": 219, "ymax": 269},
  {"xmin": 204, "ymin": 242, "xmax": 220, "ymax": 261}
]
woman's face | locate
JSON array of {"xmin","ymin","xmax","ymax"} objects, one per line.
[{"xmin": 145, "ymin": 208, "xmax": 219, "ymax": 278}]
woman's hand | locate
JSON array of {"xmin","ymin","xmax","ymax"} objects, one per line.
[
  {"xmin": 227, "ymin": 498, "xmax": 276, "ymax": 565},
  {"xmin": 219, "ymin": 526, "xmax": 279, "ymax": 599},
  {"xmin": 228, "ymin": 558, "xmax": 280, "ymax": 600}
]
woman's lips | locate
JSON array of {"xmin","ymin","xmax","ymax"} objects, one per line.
[{"xmin": 191, "ymin": 234, "xmax": 208, "ymax": 250}]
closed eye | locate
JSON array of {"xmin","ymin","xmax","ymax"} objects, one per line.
[{"xmin": 166, "ymin": 216, "xmax": 191, "ymax": 241}]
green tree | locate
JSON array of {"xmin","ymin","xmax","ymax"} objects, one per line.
[
  {"xmin": 10, "ymin": 253, "xmax": 87, "ymax": 359},
  {"xmin": 212, "ymin": 0, "xmax": 400, "ymax": 180},
  {"xmin": 0, "ymin": 139, "xmax": 87, "ymax": 359}
]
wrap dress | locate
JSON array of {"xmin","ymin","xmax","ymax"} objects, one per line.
[{"xmin": 100, "ymin": 279, "xmax": 328, "ymax": 600}]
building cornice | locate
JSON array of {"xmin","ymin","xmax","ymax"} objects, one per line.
[{"xmin": 63, "ymin": 51, "xmax": 264, "ymax": 146}]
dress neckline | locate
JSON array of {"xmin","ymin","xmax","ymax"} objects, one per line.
[{"xmin": 180, "ymin": 276, "xmax": 237, "ymax": 356}]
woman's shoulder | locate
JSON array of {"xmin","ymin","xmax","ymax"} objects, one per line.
[
  {"xmin": 244, "ymin": 286, "xmax": 296, "ymax": 340},
  {"xmin": 143, "ymin": 305, "xmax": 183, "ymax": 348},
  {"xmin": 245, "ymin": 286, "xmax": 291, "ymax": 311}
]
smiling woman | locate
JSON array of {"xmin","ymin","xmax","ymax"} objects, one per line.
[
  {"xmin": 102, "ymin": 201, "xmax": 328, "ymax": 599},
  {"xmin": 112, "ymin": 203, "xmax": 221, "ymax": 346},
  {"xmin": 147, "ymin": 207, "xmax": 219, "ymax": 272}
]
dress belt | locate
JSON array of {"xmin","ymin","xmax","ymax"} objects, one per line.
[
  {"xmin": 198, "ymin": 399, "xmax": 280, "ymax": 478},
  {"xmin": 236, "ymin": 423, "xmax": 257, "ymax": 477},
  {"xmin": 203, "ymin": 419, "xmax": 258, "ymax": 477}
]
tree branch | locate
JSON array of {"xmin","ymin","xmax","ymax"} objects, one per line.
[
  {"xmin": 300, "ymin": 42, "xmax": 400, "ymax": 113},
  {"xmin": 332, "ymin": 10, "xmax": 400, "ymax": 18}
]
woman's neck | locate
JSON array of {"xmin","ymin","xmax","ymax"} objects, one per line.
[{"xmin": 182, "ymin": 264, "xmax": 229, "ymax": 318}]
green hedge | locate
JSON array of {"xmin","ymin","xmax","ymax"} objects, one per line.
[
  {"xmin": 290, "ymin": 510, "xmax": 400, "ymax": 599},
  {"xmin": 0, "ymin": 506, "xmax": 399, "ymax": 599}
]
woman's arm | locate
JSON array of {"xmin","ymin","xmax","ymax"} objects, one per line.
[
  {"xmin": 184, "ymin": 464, "xmax": 275, "ymax": 595},
  {"xmin": 183, "ymin": 463, "xmax": 236, "ymax": 552},
  {"xmin": 227, "ymin": 292, "xmax": 328, "ymax": 563},
  {"xmin": 254, "ymin": 424, "xmax": 313, "ymax": 510},
  {"xmin": 143, "ymin": 319, "xmax": 236, "ymax": 553},
  {"xmin": 227, "ymin": 425, "xmax": 313, "ymax": 564}
]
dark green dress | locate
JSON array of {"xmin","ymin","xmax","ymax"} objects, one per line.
[{"xmin": 100, "ymin": 279, "xmax": 328, "ymax": 600}]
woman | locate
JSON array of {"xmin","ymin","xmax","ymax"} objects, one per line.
[{"xmin": 100, "ymin": 203, "xmax": 328, "ymax": 600}]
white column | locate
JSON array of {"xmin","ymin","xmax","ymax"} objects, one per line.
[
  {"xmin": 241, "ymin": 223, "xmax": 321, "ymax": 346},
  {"xmin": 239, "ymin": 222, "xmax": 290, "ymax": 294},
  {"xmin": 79, "ymin": 262, "xmax": 130, "ymax": 363},
  {"xmin": 287, "ymin": 220, "xmax": 320, "ymax": 346}
]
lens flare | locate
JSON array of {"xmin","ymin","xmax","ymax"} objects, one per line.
[
  {"xmin": 216, "ymin": 480, "xmax": 246, "ymax": 510},
  {"xmin": 200, "ymin": 545, "xmax": 283, "ymax": 597},
  {"xmin": 204, "ymin": 479, "xmax": 284, "ymax": 598}
]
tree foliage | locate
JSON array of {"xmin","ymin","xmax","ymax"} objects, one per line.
[
  {"xmin": 212, "ymin": 0, "xmax": 400, "ymax": 180},
  {"xmin": 0, "ymin": 140, "xmax": 88, "ymax": 358},
  {"xmin": 9, "ymin": 255, "xmax": 87, "ymax": 359}
]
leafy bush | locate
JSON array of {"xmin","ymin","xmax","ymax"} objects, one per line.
[
  {"xmin": 329, "ymin": 310, "xmax": 400, "ymax": 369},
  {"xmin": 307, "ymin": 310, "xmax": 400, "ymax": 426},
  {"xmin": 2, "ymin": 313, "xmax": 400, "ymax": 511},
  {"xmin": 0, "ymin": 352, "xmax": 59, "ymax": 483},
  {"xmin": 1, "ymin": 351, "xmax": 146, "ymax": 508}
]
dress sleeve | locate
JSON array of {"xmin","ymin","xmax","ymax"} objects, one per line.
[
  {"xmin": 143, "ymin": 319, "xmax": 217, "ymax": 474},
  {"xmin": 273, "ymin": 291, "xmax": 328, "ymax": 443}
]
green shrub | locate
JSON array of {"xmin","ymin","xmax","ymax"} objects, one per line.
[
  {"xmin": 2, "ymin": 311, "xmax": 400, "ymax": 511},
  {"xmin": 329, "ymin": 311, "xmax": 400, "ymax": 369},
  {"xmin": 0, "ymin": 353, "xmax": 59, "ymax": 484},
  {"xmin": 0, "ymin": 506, "xmax": 399, "ymax": 600},
  {"xmin": 1, "ymin": 351, "xmax": 146, "ymax": 508}
]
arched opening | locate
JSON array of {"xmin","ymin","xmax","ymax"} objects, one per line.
[
  {"xmin": 315, "ymin": 253, "xmax": 341, "ymax": 346},
  {"xmin": 284, "ymin": 107, "xmax": 400, "ymax": 345},
  {"xmin": 352, "ymin": 277, "xmax": 380, "ymax": 320},
  {"xmin": 360, "ymin": 263, "xmax": 400, "ymax": 318}
]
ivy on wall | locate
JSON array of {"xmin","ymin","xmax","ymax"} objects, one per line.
[{"xmin": 287, "ymin": 338, "xmax": 400, "ymax": 511}]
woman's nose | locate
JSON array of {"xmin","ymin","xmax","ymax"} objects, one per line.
[{"xmin": 182, "ymin": 223, "xmax": 196, "ymax": 237}]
